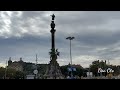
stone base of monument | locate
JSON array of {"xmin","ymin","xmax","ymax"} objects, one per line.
[{"xmin": 44, "ymin": 60, "xmax": 64, "ymax": 79}]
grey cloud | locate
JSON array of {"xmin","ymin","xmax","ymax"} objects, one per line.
[
  {"xmin": 1, "ymin": 11, "xmax": 120, "ymax": 67},
  {"xmin": 55, "ymin": 11, "xmax": 120, "ymax": 27},
  {"xmin": 0, "ymin": 37, "xmax": 51, "ymax": 64}
]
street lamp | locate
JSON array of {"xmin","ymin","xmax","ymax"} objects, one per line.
[{"xmin": 66, "ymin": 36, "xmax": 75, "ymax": 78}]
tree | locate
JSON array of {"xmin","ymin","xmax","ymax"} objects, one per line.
[
  {"xmin": 60, "ymin": 64, "xmax": 84, "ymax": 78},
  {"xmin": 90, "ymin": 60, "xmax": 107, "ymax": 76},
  {"xmin": 0, "ymin": 67, "xmax": 5, "ymax": 79},
  {"xmin": 6, "ymin": 68, "xmax": 16, "ymax": 79},
  {"xmin": 3, "ymin": 68, "xmax": 24, "ymax": 79},
  {"xmin": 60, "ymin": 65, "xmax": 68, "ymax": 77},
  {"xmin": 14, "ymin": 71, "xmax": 24, "ymax": 79}
]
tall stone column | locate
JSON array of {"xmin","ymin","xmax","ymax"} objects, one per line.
[{"xmin": 44, "ymin": 14, "xmax": 63, "ymax": 79}]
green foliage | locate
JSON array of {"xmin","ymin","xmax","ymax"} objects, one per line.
[
  {"xmin": 37, "ymin": 64, "xmax": 48, "ymax": 75},
  {"xmin": 14, "ymin": 71, "xmax": 24, "ymax": 79},
  {"xmin": 60, "ymin": 65, "xmax": 68, "ymax": 77},
  {"xmin": 23, "ymin": 63, "xmax": 35, "ymax": 74},
  {"xmin": 90, "ymin": 60, "xmax": 107, "ymax": 76},
  {"xmin": 0, "ymin": 67, "xmax": 24, "ymax": 79},
  {"xmin": 75, "ymin": 68, "xmax": 84, "ymax": 77},
  {"xmin": 60, "ymin": 65, "xmax": 84, "ymax": 77},
  {"xmin": 90, "ymin": 60, "xmax": 120, "ymax": 76},
  {"xmin": 0, "ymin": 67, "xmax": 5, "ymax": 79},
  {"xmin": 23, "ymin": 63, "xmax": 48, "ymax": 76},
  {"xmin": 6, "ymin": 68, "xmax": 16, "ymax": 78}
]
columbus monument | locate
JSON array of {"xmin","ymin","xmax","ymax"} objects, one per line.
[{"xmin": 44, "ymin": 14, "xmax": 63, "ymax": 79}]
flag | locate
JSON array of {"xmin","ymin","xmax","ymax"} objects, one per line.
[
  {"xmin": 73, "ymin": 68, "xmax": 76, "ymax": 71},
  {"xmin": 68, "ymin": 67, "xmax": 72, "ymax": 71}
]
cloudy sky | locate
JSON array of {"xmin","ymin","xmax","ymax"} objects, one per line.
[{"xmin": 1, "ymin": 11, "xmax": 120, "ymax": 68}]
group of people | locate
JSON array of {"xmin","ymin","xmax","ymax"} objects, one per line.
[{"xmin": 66, "ymin": 75, "xmax": 80, "ymax": 79}]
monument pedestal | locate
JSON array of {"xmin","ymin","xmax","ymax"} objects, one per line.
[
  {"xmin": 44, "ymin": 60, "xmax": 64, "ymax": 79},
  {"xmin": 44, "ymin": 14, "xmax": 64, "ymax": 79}
]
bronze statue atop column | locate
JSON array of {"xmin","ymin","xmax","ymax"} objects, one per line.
[{"xmin": 44, "ymin": 14, "xmax": 63, "ymax": 79}]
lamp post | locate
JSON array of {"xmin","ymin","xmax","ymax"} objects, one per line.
[{"xmin": 66, "ymin": 36, "xmax": 75, "ymax": 78}]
